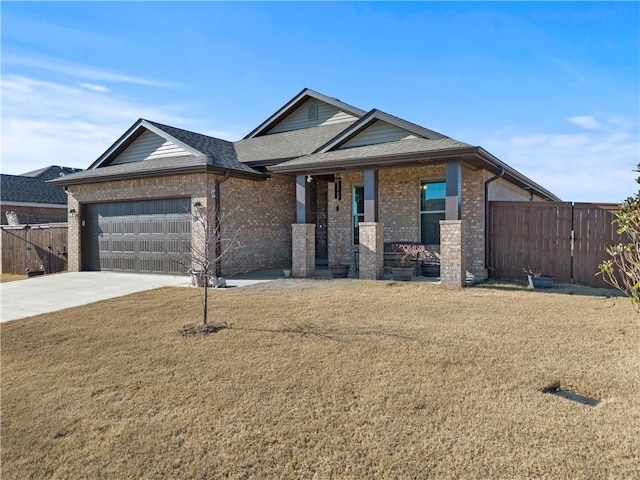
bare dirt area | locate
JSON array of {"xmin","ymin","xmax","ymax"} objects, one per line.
[{"xmin": 1, "ymin": 279, "xmax": 638, "ymax": 479}]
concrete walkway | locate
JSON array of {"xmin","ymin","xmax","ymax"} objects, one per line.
[{"xmin": 0, "ymin": 272, "xmax": 273, "ymax": 323}]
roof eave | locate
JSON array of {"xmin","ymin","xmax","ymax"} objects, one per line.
[
  {"xmin": 50, "ymin": 164, "xmax": 266, "ymax": 187},
  {"xmin": 268, "ymin": 146, "xmax": 561, "ymax": 202},
  {"xmin": 268, "ymin": 147, "xmax": 479, "ymax": 175}
]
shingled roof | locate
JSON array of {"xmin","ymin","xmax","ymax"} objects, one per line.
[
  {"xmin": 1, "ymin": 166, "xmax": 79, "ymax": 205},
  {"xmin": 53, "ymin": 119, "xmax": 264, "ymax": 186}
]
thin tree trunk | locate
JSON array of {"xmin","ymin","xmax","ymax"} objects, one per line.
[{"xmin": 203, "ymin": 273, "xmax": 208, "ymax": 325}]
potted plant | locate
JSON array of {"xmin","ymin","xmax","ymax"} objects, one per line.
[
  {"xmin": 329, "ymin": 244, "xmax": 350, "ymax": 278},
  {"xmin": 419, "ymin": 248, "xmax": 440, "ymax": 277},
  {"xmin": 523, "ymin": 265, "xmax": 554, "ymax": 289},
  {"xmin": 391, "ymin": 251, "xmax": 414, "ymax": 281}
]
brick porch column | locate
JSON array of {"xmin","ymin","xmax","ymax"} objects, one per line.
[
  {"xmin": 358, "ymin": 222, "xmax": 384, "ymax": 280},
  {"xmin": 292, "ymin": 223, "xmax": 315, "ymax": 278},
  {"xmin": 440, "ymin": 220, "xmax": 466, "ymax": 287},
  {"xmin": 67, "ymin": 195, "xmax": 81, "ymax": 272}
]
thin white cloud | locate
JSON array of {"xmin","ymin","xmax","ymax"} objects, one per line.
[
  {"xmin": 3, "ymin": 53, "xmax": 174, "ymax": 88},
  {"xmin": 0, "ymin": 75, "xmax": 187, "ymax": 174},
  {"xmin": 78, "ymin": 82, "xmax": 110, "ymax": 93},
  {"xmin": 567, "ymin": 115, "xmax": 601, "ymax": 130},
  {"xmin": 486, "ymin": 116, "xmax": 639, "ymax": 203}
]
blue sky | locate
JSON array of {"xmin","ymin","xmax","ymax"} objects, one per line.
[{"xmin": 1, "ymin": 1, "xmax": 638, "ymax": 203}]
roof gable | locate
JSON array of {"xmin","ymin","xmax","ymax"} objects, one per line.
[
  {"xmin": 90, "ymin": 119, "xmax": 205, "ymax": 169},
  {"xmin": 111, "ymin": 130, "xmax": 190, "ymax": 165},
  {"xmin": 244, "ymin": 88, "xmax": 366, "ymax": 139},
  {"xmin": 316, "ymin": 109, "xmax": 448, "ymax": 153}
]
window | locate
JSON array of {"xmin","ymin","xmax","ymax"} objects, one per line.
[
  {"xmin": 353, "ymin": 185, "xmax": 364, "ymax": 244},
  {"xmin": 308, "ymin": 102, "xmax": 318, "ymax": 121},
  {"xmin": 420, "ymin": 180, "xmax": 446, "ymax": 245}
]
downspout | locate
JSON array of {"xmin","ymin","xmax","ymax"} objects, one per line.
[
  {"xmin": 213, "ymin": 170, "xmax": 231, "ymax": 277},
  {"xmin": 484, "ymin": 167, "xmax": 504, "ymax": 277}
]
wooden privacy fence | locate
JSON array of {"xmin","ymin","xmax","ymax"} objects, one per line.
[
  {"xmin": 489, "ymin": 202, "xmax": 626, "ymax": 288},
  {"xmin": 1, "ymin": 223, "xmax": 68, "ymax": 275}
]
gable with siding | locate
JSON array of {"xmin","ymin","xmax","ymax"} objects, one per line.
[
  {"xmin": 111, "ymin": 130, "xmax": 190, "ymax": 165},
  {"xmin": 268, "ymin": 99, "xmax": 359, "ymax": 134},
  {"xmin": 338, "ymin": 120, "xmax": 419, "ymax": 149}
]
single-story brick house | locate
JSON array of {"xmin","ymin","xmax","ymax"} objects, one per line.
[
  {"xmin": 52, "ymin": 88, "xmax": 559, "ymax": 286},
  {"xmin": 1, "ymin": 166, "xmax": 82, "ymax": 225}
]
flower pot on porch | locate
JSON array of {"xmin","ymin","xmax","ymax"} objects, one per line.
[
  {"xmin": 527, "ymin": 274, "xmax": 554, "ymax": 289},
  {"xmin": 421, "ymin": 263, "xmax": 440, "ymax": 277},
  {"xmin": 391, "ymin": 266, "xmax": 413, "ymax": 282},
  {"xmin": 330, "ymin": 264, "xmax": 350, "ymax": 279}
]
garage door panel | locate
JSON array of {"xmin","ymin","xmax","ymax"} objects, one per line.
[{"xmin": 83, "ymin": 199, "xmax": 191, "ymax": 275}]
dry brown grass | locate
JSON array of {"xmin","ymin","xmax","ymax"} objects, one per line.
[
  {"xmin": 2, "ymin": 279, "xmax": 639, "ymax": 479},
  {"xmin": 0, "ymin": 273, "xmax": 26, "ymax": 283}
]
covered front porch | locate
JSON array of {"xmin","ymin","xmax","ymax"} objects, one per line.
[{"xmin": 287, "ymin": 162, "xmax": 469, "ymax": 287}]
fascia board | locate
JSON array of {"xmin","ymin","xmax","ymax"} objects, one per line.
[
  {"xmin": 269, "ymin": 147, "xmax": 479, "ymax": 174},
  {"xmin": 51, "ymin": 164, "xmax": 266, "ymax": 187},
  {"xmin": 0, "ymin": 201, "xmax": 66, "ymax": 208}
]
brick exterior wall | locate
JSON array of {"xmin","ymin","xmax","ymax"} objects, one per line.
[
  {"xmin": 462, "ymin": 169, "xmax": 486, "ymax": 278},
  {"xmin": 220, "ymin": 174, "xmax": 295, "ymax": 274},
  {"xmin": 1, "ymin": 204, "xmax": 67, "ymax": 225},
  {"xmin": 66, "ymin": 172, "xmax": 295, "ymax": 275}
]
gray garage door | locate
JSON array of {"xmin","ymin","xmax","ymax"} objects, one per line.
[{"xmin": 82, "ymin": 198, "xmax": 191, "ymax": 275}]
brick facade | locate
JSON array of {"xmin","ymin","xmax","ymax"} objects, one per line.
[
  {"xmin": 66, "ymin": 172, "xmax": 295, "ymax": 275},
  {"xmin": 65, "ymin": 164, "xmax": 537, "ymax": 280}
]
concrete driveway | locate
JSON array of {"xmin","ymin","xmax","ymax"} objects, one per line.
[{"xmin": 0, "ymin": 272, "xmax": 272, "ymax": 323}]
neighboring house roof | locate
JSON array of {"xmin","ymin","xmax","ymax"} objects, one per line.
[
  {"xmin": 1, "ymin": 168, "xmax": 75, "ymax": 205},
  {"xmin": 21, "ymin": 165, "xmax": 83, "ymax": 181},
  {"xmin": 244, "ymin": 88, "xmax": 367, "ymax": 139}
]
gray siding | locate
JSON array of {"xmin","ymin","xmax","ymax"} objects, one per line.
[
  {"xmin": 339, "ymin": 121, "xmax": 418, "ymax": 149},
  {"xmin": 268, "ymin": 99, "xmax": 359, "ymax": 134},
  {"xmin": 111, "ymin": 130, "xmax": 189, "ymax": 165}
]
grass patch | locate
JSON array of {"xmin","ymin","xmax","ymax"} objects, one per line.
[
  {"xmin": 0, "ymin": 273, "xmax": 26, "ymax": 283},
  {"xmin": 2, "ymin": 279, "xmax": 638, "ymax": 478}
]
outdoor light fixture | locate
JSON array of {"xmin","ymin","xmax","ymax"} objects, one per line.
[
  {"xmin": 68, "ymin": 208, "xmax": 77, "ymax": 216},
  {"xmin": 306, "ymin": 175, "xmax": 313, "ymax": 183},
  {"xmin": 193, "ymin": 201, "xmax": 202, "ymax": 208}
]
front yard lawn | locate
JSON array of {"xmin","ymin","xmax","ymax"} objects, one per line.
[{"xmin": 2, "ymin": 279, "xmax": 638, "ymax": 479}]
